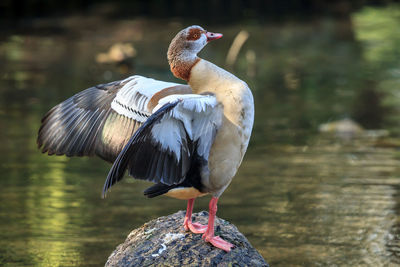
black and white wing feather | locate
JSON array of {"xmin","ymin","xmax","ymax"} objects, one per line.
[
  {"xmin": 37, "ymin": 76, "xmax": 187, "ymax": 162},
  {"xmin": 102, "ymin": 94, "xmax": 223, "ymax": 196}
]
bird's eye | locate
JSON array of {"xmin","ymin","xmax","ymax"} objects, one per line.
[{"xmin": 187, "ymin": 28, "xmax": 203, "ymax": 41}]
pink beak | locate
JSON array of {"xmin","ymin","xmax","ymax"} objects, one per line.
[{"xmin": 206, "ymin": 31, "xmax": 223, "ymax": 42}]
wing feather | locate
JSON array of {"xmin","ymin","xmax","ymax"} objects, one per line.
[
  {"xmin": 102, "ymin": 94, "xmax": 223, "ymax": 197},
  {"xmin": 37, "ymin": 76, "xmax": 189, "ymax": 162}
]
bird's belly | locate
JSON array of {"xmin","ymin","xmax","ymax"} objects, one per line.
[
  {"xmin": 205, "ymin": 117, "xmax": 248, "ymax": 194},
  {"xmin": 164, "ymin": 187, "xmax": 208, "ymax": 200}
]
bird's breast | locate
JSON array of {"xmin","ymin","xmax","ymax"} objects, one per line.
[{"xmin": 189, "ymin": 59, "xmax": 255, "ymax": 195}]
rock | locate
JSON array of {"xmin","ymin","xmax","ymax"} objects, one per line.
[
  {"xmin": 319, "ymin": 118, "xmax": 364, "ymax": 136},
  {"xmin": 318, "ymin": 118, "xmax": 390, "ymax": 141},
  {"xmin": 96, "ymin": 43, "xmax": 136, "ymax": 64},
  {"xmin": 105, "ymin": 210, "xmax": 268, "ymax": 267}
]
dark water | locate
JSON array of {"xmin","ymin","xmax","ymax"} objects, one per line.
[{"xmin": 1, "ymin": 5, "xmax": 400, "ymax": 266}]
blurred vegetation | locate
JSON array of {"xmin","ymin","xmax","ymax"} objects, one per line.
[
  {"xmin": 1, "ymin": 0, "xmax": 400, "ymax": 26},
  {"xmin": 353, "ymin": 5, "xmax": 400, "ymax": 131}
]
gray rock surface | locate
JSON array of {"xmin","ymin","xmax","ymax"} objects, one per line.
[{"xmin": 105, "ymin": 210, "xmax": 268, "ymax": 267}]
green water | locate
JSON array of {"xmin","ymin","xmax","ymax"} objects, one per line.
[{"xmin": 1, "ymin": 5, "xmax": 400, "ymax": 266}]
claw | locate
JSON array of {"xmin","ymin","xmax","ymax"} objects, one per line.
[
  {"xmin": 183, "ymin": 198, "xmax": 207, "ymax": 234},
  {"xmin": 203, "ymin": 234, "xmax": 234, "ymax": 252},
  {"xmin": 183, "ymin": 197, "xmax": 234, "ymax": 252}
]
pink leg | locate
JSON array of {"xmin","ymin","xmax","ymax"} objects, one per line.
[
  {"xmin": 202, "ymin": 197, "xmax": 234, "ymax": 252},
  {"xmin": 183, "ymin": 198, "xmax": 207, "ymax": 234}
]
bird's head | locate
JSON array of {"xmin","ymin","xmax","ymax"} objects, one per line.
[{"xmin": 167, "ymin": 25, "xmax": 223, "ymax": 81}]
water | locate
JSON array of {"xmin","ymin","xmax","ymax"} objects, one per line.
[{"xmin": 1, "ymin": 5, "xmax": 400, "ymax": 266}]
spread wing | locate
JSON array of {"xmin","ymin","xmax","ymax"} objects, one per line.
[
  {"xmin": 102, "ymin": 94, "xmax": 223, "ymax": 197},
  {"xmin": 37, "ymin": 75, "xmax": 191, "ymax": 162}
]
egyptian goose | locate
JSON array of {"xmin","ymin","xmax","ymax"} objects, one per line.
[{"xmin": 37, "ymin": 25, "xmax": 254, "ymax": 252}]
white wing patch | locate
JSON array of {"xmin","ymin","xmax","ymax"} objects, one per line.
[
  {"xmin": 152, "ymin": 94, "xmax": 223, "ymax": 161},
  {"xmin": 111, "ymin": 76, "xmax": 182, "ymax": 122},
  {"xmin": 150, "ymin": 117, "xmax": 187, "ymax": 160}
]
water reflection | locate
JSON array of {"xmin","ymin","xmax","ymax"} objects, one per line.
[
  {"xmin": 0, "ymin": 4, "xmax": 400, "ymax": 266},
  {"xmin": 235, "ymin": 138, "xmax": 399, "ymax": 265},
  {"xmin": 26, "ymin": 159, "xmax": 82, "ymax": 266}
]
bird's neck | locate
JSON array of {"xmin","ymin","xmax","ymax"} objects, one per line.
[
  {"xmin": 188, "ymin": 59, "xmax": 240, "ymax": 94},
  {"xmin": 168, "ymin": 50, "xmax": 200, "ymax": 81}
]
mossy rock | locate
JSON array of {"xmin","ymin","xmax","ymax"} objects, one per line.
[{"xmin": 105, "ymin": 211, "xmax": 268, "ymax": 267}]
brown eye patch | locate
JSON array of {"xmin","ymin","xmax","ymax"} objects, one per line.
[{"xmin": 187, "ymin": 28, "xmax": 205, "ymax": 41}]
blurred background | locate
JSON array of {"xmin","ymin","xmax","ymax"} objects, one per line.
[{"xmin": 1, "ymin": 0, "xmax": 400, "ymax": 266}]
